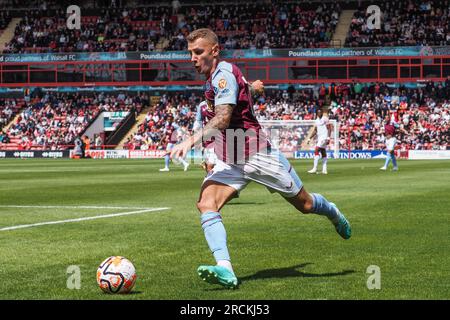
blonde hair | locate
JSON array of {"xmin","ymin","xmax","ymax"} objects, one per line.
[{"xmin": 186, "ymin": 28, "xmax": 219, "ymax": 45}]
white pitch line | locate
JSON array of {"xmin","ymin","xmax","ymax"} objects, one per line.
[
  {"xmin": 0, "ymin": 207, "xmax": 170, "ymax": 232},
  {"xmin": 0, "ymin": 205, "xmax": 155, "ymax": 210}
]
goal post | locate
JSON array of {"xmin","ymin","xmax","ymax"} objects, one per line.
[{"xmin": 259, "ymin": 120, "xmax": 340, "ymax": 159}]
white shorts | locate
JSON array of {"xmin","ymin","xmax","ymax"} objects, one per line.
[
  {"xmin": 316, "ymin": 137, "xmax": 328, "ymax": 149},
  {"xmin": 203, "ymin": 147, "xmax": 218, "ymax": 165},
  {"xmin": 203, "ymin": 148, "xmax": 303, "ymax": 198},
  {"xmin": 386, "ymin": 137, "xmax": 397, "ymax": 152}
]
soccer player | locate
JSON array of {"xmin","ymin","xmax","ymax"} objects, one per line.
[
  {"xmin": 380, "ymin": 116, "xmax": 398, "ymax": 171},
  {"xmin": 159, "ymin": 115, "xmax": 190, "ymax": 172},
  {"xmin": 171, "ymin": 28, "xmax": 351, "ymax": 289},
  {"xmin": 308, "ymin": 108, "xmax": 331, "ymax": 174}
]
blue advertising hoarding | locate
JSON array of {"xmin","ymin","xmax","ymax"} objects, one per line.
[
  {"xmin": 0, "ymin": 46, "xmax": 448, "ymax": 63},
  {"xmin": 295, "ymin": 150, "xmax": 388, "ymax": 159}
]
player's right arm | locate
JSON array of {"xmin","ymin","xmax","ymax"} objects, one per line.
[
  {"xmin": 170, "ymin": 104, "xmax": 233, "ymax": 159},
  {"xmin": 171, "ymin": 69, "xmax": 238, "ymax": 159}
]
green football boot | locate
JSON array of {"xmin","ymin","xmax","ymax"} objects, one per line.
[
  {"xmin": 197, "ymin": 265, "xmax": 239, "ymax": 289},
  {"xmin": 330, "ymin": 203, "xmax": 352, "ymax": 240}
]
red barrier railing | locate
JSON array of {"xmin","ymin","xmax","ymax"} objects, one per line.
[{"xmin": 1, "ymin": 55, "xmax": 448, "ymax": 86}]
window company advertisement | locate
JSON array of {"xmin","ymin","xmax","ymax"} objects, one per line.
[
  {"xmin": 104, "ymin": 112, "xmax": 129, "ymax": 131},
  {"xmin": 295, "ymin": 150, "xmax": 390, "ymax": 159}
]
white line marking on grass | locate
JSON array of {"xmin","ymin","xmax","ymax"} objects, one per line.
[
  {"xmin": 0, "ymin": 205, "xmax": 155, "ymax": 210},
  {"xmin": 0, "ymin": 207, "xmax": 170, "ymax": 231}
]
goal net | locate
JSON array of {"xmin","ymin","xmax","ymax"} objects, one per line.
[{"xmin": 259, "ymin": 120, "xmax": 340, "ymax": 159}]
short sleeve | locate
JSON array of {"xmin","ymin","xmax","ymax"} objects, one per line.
[{"xmin": 212, "ymin": 70, "xmax": 238, "ymax": 106}]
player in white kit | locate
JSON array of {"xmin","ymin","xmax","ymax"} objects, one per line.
[{"xmin": 308, "ymin": 109, "xmax": 332, "ymax": 174}]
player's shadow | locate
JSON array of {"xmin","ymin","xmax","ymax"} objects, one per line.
[
  {"xmin": 126, "ymin": 290, "xmax": 144, "ymax": 295},
  {"xmin": 239, "ymin": 263, "xmax": 355, "ymax": 282},
  {"xmin": 101, "ymin": 290, "xmax": 144, "ymax": 295},
  {"xmin": 204, "ymin": 263, "xmax": 355, "ymax": 291}
]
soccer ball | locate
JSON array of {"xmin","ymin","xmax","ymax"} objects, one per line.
[{"xmin": 96, "ymin": 256, "xmax": 137, "ymax": 294}]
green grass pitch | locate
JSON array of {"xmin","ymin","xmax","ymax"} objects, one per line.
[{"xmin": 0, "ymin": 158, "xmax": 449, "ymax": 299}]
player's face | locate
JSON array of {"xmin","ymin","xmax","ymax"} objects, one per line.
[{"xmin": 188, "ymin": 38, "xmax": 219, "ymax": 76}]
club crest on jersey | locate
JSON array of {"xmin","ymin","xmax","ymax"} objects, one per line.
[{"xmin": 218, "ymin": 78, "xmax": 227, "ymax": 89}]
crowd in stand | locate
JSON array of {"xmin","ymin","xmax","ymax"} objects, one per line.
[
  {"xmin": 3, "ymin": 1, "xmax": 341, "ymax": 53},
  {"xmin": 167, "ymin": 2, "xmax": 341, "ymax": 50},
  {"xmin": 0, "ymin": 0, "xmax": 56, "ymax": 9},
  {"xmin": 2, "ymin": 0, "xmax": 450, "ymax": 53},
  {"xmin": 346, "ymin": 0, "xmax": 450, "ymax": 47},
  {"xmin": 1, "ymin": 82, "xmax": 448, "ymax": 151},
  {"xmin": 256, "ymin": 81, "xmax": 450, "ymax": 151},
  {"xmin": 0, "ymin": 99, "xmax": 20, "ymax": 131},
  {"xmin": 124, "ymin": 80, "xmax": 449, "ymax": 152},
  {"xmin": 0, "ymin": 10, "xmax": 12, "ymax": 31},
  {"xmin": 0, "ymin": 92, "xmax": 147, "ymax": 150},
  {"xmin": 0, "ymin": 98, "xmax": 25, "ymax": 145},
  {"xmin": 123, "ymin": 92, "xmax": 197, "ymax": 151},
  {"xmin": 328, "ymin": 82, "xmax": 449, "ymax": 151}
]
